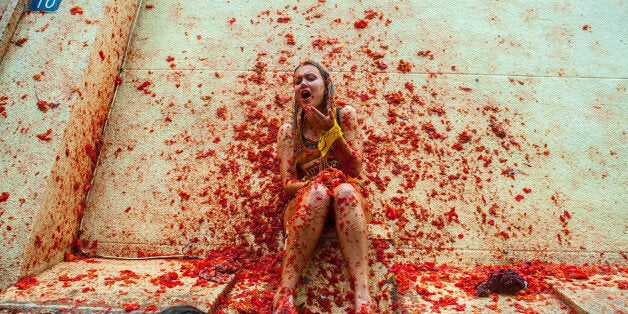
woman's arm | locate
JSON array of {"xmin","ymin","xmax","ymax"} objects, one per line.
[
  {"xmin": 331, "ymin": 106, "xmax": 363, "ymax": 178},
  {"xmin": 277, "ymin": 123, "xmax": 308, "ymax": 195}
]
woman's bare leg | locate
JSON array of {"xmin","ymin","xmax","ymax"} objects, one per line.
[
  {"xmin": 274, "ymin": 183, "xmax": 331, "ymax": 313},
  {"xmin": 333, "ymin": 183, "xmax": 371, "ymax": 312}
]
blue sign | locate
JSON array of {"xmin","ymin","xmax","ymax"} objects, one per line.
[{"xmin": 29, "ymin": 0, "xmax": 61, "ymax": 12}]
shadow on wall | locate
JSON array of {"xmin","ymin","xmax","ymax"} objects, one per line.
[{"xmin": 0, "ymin": 0, "xmax": 28, "ymax": 62}]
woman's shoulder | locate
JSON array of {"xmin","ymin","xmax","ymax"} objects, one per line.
[
  {"xmin": 278, "ymin": 123, "xmax": 295, "ymax": 140},
  {"xmin": 338, "ymin": 104, "xmax": 357, "ymax": 114},
  {"xmin": 337, "ymin": 105, "xmax": 358, "ymax": 128},
  {"xmin": 338, "ymin": 105, "xmax": 357, "ymax": 119}
]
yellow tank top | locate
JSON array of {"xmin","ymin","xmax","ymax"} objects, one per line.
[{"xmin": 296, "ymin": 108, "xmax": 342, "ymax": 179}]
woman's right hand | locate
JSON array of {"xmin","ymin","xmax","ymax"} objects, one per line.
[{"xmin": 303, "ymin": 105, "xmax": 334, "ymax": 131}]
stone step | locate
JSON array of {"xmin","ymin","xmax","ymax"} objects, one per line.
[
  {"xmin": 550, "ymin": 275, "xmax": 627, "ymax": 314},
  {"xmin": 1, "ymin": 250, "xmax": 626, "ymax": 313},
  {"xmin": 0, "ymin": 258, "xmax": 233, "ymax": 313}
]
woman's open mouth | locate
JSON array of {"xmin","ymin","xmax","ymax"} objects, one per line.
[{"xmin": 300, "ymin": 90, "xmax": 311, "ymax": 100}]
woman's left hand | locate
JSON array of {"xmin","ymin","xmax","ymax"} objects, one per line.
[{"xmin": 304, "ymin": 105, "xmax": 335, "ymax": 131}]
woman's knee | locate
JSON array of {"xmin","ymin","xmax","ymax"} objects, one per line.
[
  {"xmin": 305, "ymin": 183, "xmax": 331, "ymax": 203},
  {"xmin": 333, "ymin": 183, "xmax": 360, "ymax": 207},
  {"xmin": 295, "ymin": 183, "xmax": 331, "ymax": 216}
]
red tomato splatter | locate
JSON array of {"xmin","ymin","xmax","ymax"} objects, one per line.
[
  {"xmin": 385, "ymin": 205, "xmax": 398, "ymax": 220},
  {"xmin": 354, "ymin": 19, "xmax": 369, "ymax": 29},
  {"xmin": 285, "ymin": 33, "xmax": 296, "ymax": 45},
  {"xmin": 417, "ymin": 50, "xmax": 434, "ymax": 60},
  {"xmin": 364, "ymin": 9, "xmax": 379, "ymax": 19},
  {"xmin": 177, "ymin": 190, "xmax": 190, "ymax": 201},
  {"xmin": 431, "ymin": 217, "xmax": 445, "ymax": 230},
  {"xmin": 458, "ymin": 131, "xmax": 471, "ymax": 143},
  {"xmin": 384, "ymin": 91, "xmax": 405, "ymax": 104},
  {"xmin": 397, "ymin": 60, "xmax": 413, "ymax": 73},
  {"xmin": 14, "ymin": 277, "xmax": 39, "ymax": 290},
  {"xmin": 122, "ymin": 303, "xmax": 140, "ymax": 312},
  {"xmin": 311, "ymin": 37, "xmax": 339, "ymax": 50},
  {"xmin": 458, "ymin": 86, "xmax": 472, "ymax": 92},
  {"xmin": 136, "ymin": 81, "xmax": 152, "ymax": 94},
  {"xmin": 14, "ymin": 37, "xmax": 28, "ymax": 46},
  {"xmin": 150, "ymin": 272, "xmax": 183, "ymax": 288},
  {"xmin": 445, "ymin": 207, "xmax": 459, "ymax": 223},
  {"xmin": 404, "ymin": 82, "xmax": 415, "ymax": 92},
  {"xmin": 37, "ymin": 100, "xmax": 50, "ymax": 112},
  {"xmin": 59, "ymin": 274, "xmax": 88, "ymax": 282},
  {"xmin": 70, "ymin": 6, "xmax": 84, "ymax": 15},
  {"xmin": 451, "ymin": 142, "xmax": 463, "ymax": 151},
  {"xmin": 37, "ymin": 129, "xmax": 52, "ymax": 141},
  {"xmin": 375, "ymin": 60, "xmax": 388, "ymax": 70},
  {"xmin": 490, "ymin": 121, "xmax": 507, "ymax": 138},
  {"xmin": 216, "ymin": 106, "xmax": 227, "ymax": 120}
]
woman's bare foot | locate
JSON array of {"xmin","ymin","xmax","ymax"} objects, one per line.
[
  {"xmin": 356, "ymin": 302, "xmax": 372, "ymax": 314},
  {"xmin": 273, "ymin": 288, "xmax": 297, "ymax": 314},
  {"xmin": 355, "ymin": 292, "xmax": 372, "ymax": 314}
]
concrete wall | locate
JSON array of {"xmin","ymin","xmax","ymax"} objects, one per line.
[
  {"xmin": 79, "ymin": 0, "xmax": 627, "ymax": 265},
  {"xmin": 0, "ymin": 0, "xmax": 137, "ymax": 290}
]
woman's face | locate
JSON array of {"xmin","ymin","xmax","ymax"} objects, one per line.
[{"xmin": 294, "ymin": 64, "xmax": 326, "ymax": 109}]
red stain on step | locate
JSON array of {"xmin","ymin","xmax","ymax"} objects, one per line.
[
  {"xmin": 151, "ymin": 272, "xmax": 183, "ymax": 288},
  {"xmin": 14, "ymin": 277, "xmax": 39, "ymax": 290},
  {"xmin": 70, "ymin": 6, "xmax": 84, "ymax": 15},
  {"xmin": 122, "ymin": 303, "xmax": 140, "ymax": 312}
]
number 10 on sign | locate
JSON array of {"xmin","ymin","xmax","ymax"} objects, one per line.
[{"xmin": 29, "ymin": 0, "xmax": 61, "ymax": 12}]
